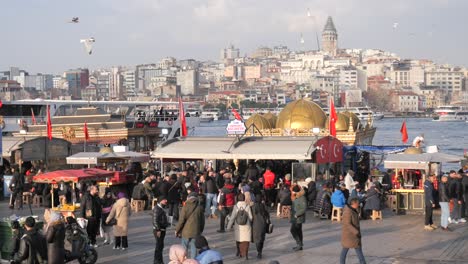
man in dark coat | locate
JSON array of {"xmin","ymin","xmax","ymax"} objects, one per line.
[
  {"xmin": 449, "ymin": 170, "xmax": 464, "ymax": 224},
  {"xmin": 175, "ymin": 192, "xmax": 205, "ymax": 259},
  {"xmin": 245, "ymin": 163, "xmax": 259, "ymax": 181},
  {"xmin": 9, "ymin": 166, "xmax": 24, "ymax": 210},
  {"xmin": 46, "ymin": 210, "xmax": 66, "ymax": 264},
  {"xmin": 340, "ymin": 198, "xmax": 366, "ymax": 264},
  {"xmin": 290, "ymin": 185, "xmax": 306, "ymax": 251},
  {"xmin": 423, "ymin": 174, "xmax": 436, "ymax": 230},
  {"xmin": 217, "ymin": 178, "xmax": 236, "ymax": 233},
  {"xmin": 439, "ymin": 174, "xmax": 451, "ymax": 231},
  {"xmin": 153, "ymin": 196, "xmax": 169, "ymax": 264},
  {"xmin": 203, "ymin": 172, "xmax": 218, "ymax": 218},
  {"xmin": 252, "ymin": 194, "xmax": 269, "ymax": 259},
  {"xmin": 80, "ymin": 185, "xmax": 101, "ymax": 246},
  {"xmin": 11, "ymin": 217, "xmax": 48, "ymax": 264},
  {"xmin": 167, "ymin": 174, "xmax": 182, "ymax": 221},
  {"xmin": 460, "ymin": 170, "xmax": 468, "ymax": 219}
]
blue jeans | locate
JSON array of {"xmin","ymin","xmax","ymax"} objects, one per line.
[
  {"xmin": 451, "ymin": 199, "xmax": 460, "ymax": 220},
  {"xmin": 440, "ymin": 202, "xmax": 449, "ymax": 228},
  {"xmin": 340, "ymin": 247, "xmax": 366, "ymax": 264},
  {"xmin": 182, "ymin": 237, "xmax": 197, "ymax": 259},
  {"xmin": 205, "ymin": 193, "xmax": 218, "ymax": 216}
]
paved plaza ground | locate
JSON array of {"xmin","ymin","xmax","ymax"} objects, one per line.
[{"xmin": 1, "ymin": 201, "xmax": 468, "ymax": 264}]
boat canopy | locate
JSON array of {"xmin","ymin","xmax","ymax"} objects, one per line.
[
  {"xmin": 152, "ymin": 136, "xmax": 318, "ymax": 160},
  {"xmin": 66, "ymin": 151, "xmax": 150, "ymax": 165},
  {"xmin": 384, "ymin": 152, "xmax": 462, "ymax": 170}
]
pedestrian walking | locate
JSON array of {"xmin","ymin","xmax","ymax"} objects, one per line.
[
  {"xmin": 168, "ymin": 174, "xmax": 183, "ymax": 222},
  {"xmin": 424, "ymin": 174, "xmax": 437, "ymax": 230},
  {"xmin": 449, "ymin": 170, "xmax": 465, "ymax": 224},
  {"xmin": 227, "ymin": 193, "xmax": 253, "ymax": 260},
  {"xmin": 106, "ymin": 192, "xmax": 131, "ymax": 250},
  {"xmin": 340, "ymin": 198, "xmax": 367, "ymax": 264},
  {"xmin": 45, "ymin": 210, "xmax": 66, "ymax": 264},
  {"xmin": 80, "ymin": 185, "xmax": 102, "ymax": 247},
  {"xmin": 11, "ymin": 217, "xmax": 48, "ymax": 264},
  {"xmin": 101, "ymin": 188, "xmax": 115, "ymax": 245},
  {"xmin": 8, "ymin": 166, "xmax": 24, "ymax": 210},
  {"xmin": 175, "ymin": 192, "xmax": 205, "ymax": 259},
  {"xmin": 153, "ymin": 196, "xmax": 169, "ymax": 264},
  {"xmin": 203, "ymin": 172, "xmax": 218, "ymax": 218},
  {"xmin": 290, "ymin": 185, "xmax": 306, "ymax": 251},
  {"xmin": 263, "ymin": 167, "xmax": 276, "ymax": 207},
  {"xmin": 461, "ymin": 170, "xmax": 468, "ymax": 219},
  {"xmin": 252, "ymin": 194, "xmax": 269, "ymax": 259},
  {"xmin": 217, "ymin": 177, "xmax": 236, "ymax": 233},
  {"xmin": 439, "ymin": 174, "xmax": 451, "ymax": 231},
  {"xmin": 195, "ymin": 235, "xmax": 223, "ymax": 264}
]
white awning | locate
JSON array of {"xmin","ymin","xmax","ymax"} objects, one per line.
[
  {"xmin": 151, "ymin": 136, "xmax": 318, "ymax": 160},
  {"xmin": 66, "ymin": 151, "xmax": 150, "ymax": 165},
  {"xmin": 384, "ymin": 152, "xmax": 462, "ymax": 169}
]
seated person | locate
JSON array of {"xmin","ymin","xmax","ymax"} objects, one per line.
[{"xmin": 331, "ymin": 183, "xmax": 346, "ymax": 208}]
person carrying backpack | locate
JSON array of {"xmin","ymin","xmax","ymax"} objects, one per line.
[
  {"xmin": 11, "ymin": 217, "xmax": 48, "ymax": 264},
  {"xmin": 227, "ymin": 193, "xmax": 253, "ymax": 260}
]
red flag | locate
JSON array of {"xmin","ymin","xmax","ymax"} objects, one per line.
[
  {"xmin": 231, "ymin": 108, "xmax": 242, "ymax": 121},
  {"xmin": 31, "ymin": 108, "xmax": 37, "ymax": 125},
  {"xmin": 84, "ymin": 122, "xmax": 90, "ymax": 141},
  {"xmin": 178, "ymin": 97, "xmax": 188, "ymax": 137},
  {"xmin": 329, "ymin": 98, "xmax": 337, "ymax": 137},
  {"xmin": 46, "ymin": 105, "xmax": 52, "ymax": 140},
  {"xmin": 400, "ymin": 120, "xmax": 408, "ymax": 143}
]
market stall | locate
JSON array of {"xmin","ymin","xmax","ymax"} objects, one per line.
[
  {"xmin": 384, "ymin": 148, "xmax": 462, "ymax": 214},
  {"xmin": 33, "ymin": 168, "xmax": 114, "ymax": 217}
]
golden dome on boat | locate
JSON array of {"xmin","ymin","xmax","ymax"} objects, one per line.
[
  {"xmin": 326, "ymin": 112, "xmax": 350, "ymax": 131},
  {"xmin": 276, "ymin": 99, "xmax": 326, "ymax": 129},
  {"xmin": 404, "ymin": 147, "xmax": 423, "ymax": 154},
  {"xmin": 246, "ymin": 114, "xmax": 272, "ymax": 130},
  {"xmin": 341, "ymin": 111, "xmax": 361, "ymax": 131},
  {"xmin": 99, "ymin": 146, "xmax": 113, "ymax": 154},
  {"xmin": 262, "ymin": 112, "xmax": 277, "ymax": 128}
]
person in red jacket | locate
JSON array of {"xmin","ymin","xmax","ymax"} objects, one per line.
[
  {"xmin": 217, "ymin": 177, "xmax": 236, "ymax": 233},
  {"xmin": 263, "ymin": 167, "xmax": 276, "ymax": 208}
]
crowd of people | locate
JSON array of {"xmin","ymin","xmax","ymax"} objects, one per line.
[{"xmin": 5, "ymin": 159, "xmax": 468, "ymax": 264}]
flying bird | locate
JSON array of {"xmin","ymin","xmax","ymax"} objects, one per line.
[
  {"xmin": 80, "ymin": 37, "xmax": 95, "ymax": 55},
  {"xmin": 69, "ymin": 17, "xmax": 79, "ymax": 23},
  {"xmin": 392, "ymin": 22, "xmax": 398, "ymax": 29}
]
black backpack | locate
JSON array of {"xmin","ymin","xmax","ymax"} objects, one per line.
[{"xmin": 236, "ymin": 206, "xmax": 248, "ymax": 225}]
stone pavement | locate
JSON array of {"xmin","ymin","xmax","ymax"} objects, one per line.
[{"xmin": 2, "ymin": 202, "xmax": 468, "ymax": 264}]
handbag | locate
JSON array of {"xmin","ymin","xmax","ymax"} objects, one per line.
[
  {"xmin": 266, "ymin": 222, "xmax": 274, "ymax": 234},
  {"xmin": 107, "ymin": 218, "xmax": 117, "ymax": 225}
]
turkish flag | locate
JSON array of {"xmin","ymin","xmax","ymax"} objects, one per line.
[
  {"xmin": 46, "ymin": 105, "xmax": 52, "ymax": 140},
  {"xmin": 84, "ymin": 122, "xmax": 90, "ymax": 141},
  {"xmin": 31, "ymin": 108, "xmax": 37, "ymax": 125},
  {"xmin": 329, "ymin": 98, "xmax": 337, "ymax": 137},
  {"xmin": 231, "ymin": 108, "xmax": 242, "ymax": 121},
  {"xmin": 400, "ymin": 120, "xmax": 408, "ymax": 143},
  {"xmin": 179, "ymin": 97, "xmax": 188, "ymax": 137}
]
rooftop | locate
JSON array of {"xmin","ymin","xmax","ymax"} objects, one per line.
[{"xmin": 323, "ymin": 16, "xmax": 337, "ymax": 32}]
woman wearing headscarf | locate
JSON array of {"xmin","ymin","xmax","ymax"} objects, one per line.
[
  {"xmin": 227, "ymin": 193, "xmax": 253, "ymax": 260},
  {"xmin": 101, "ymin": 188, "xmax": 115, "ymax": 245},
  {"xmin": 106, "ymin": 192, "xmax": 131, "ymax": 250},
  {"xmin": 45, "ymin": 209, "xmax": 66, "ymax": 264},
  {"xmin": 169, "ymin": 244, "xmax": 187, "ymax": 264}
]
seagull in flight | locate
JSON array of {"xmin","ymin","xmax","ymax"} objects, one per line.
[{"xmin": 80, "ymin": 37, "xmax": 95, "ymax": 55}]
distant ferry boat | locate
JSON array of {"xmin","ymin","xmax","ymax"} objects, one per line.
[
  {"xmin": 241, "ymin": 108, "xmax": 283, "ymax": 120},
  {"xmin": 324, "ymin": 106, "xmax": 384, "ymax": 121},
  {"xmin": 200, "ymin": 108, "xmax": 221, "ymax": 122},
  {"xmin": 433, "ymin": 105, "xmax": 468, "ymax": 122}
]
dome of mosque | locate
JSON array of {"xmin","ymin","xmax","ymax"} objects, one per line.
[
  {"xmin": 246, "ymin": 114, "xmax": 272, "ymax": 130},
  {"xmin": 262, "ymin": 112, "xmax": 277, "ymax": 128},
  {"xmin": 326, "ymin": 112, "xmax": 350, "ymax": 131},
  {"xmin": 276, "ymin": 99, "xmax": 326, "ymax": 129}
]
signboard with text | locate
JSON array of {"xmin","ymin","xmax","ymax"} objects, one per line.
[{"xmin": 226, "ymin": 120, "xmax": 246, "ymax": 135}]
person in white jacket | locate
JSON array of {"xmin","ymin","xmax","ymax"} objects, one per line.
[{"xmin": 344, "ymin": 170, "xmax": 357, "ymax": 192}]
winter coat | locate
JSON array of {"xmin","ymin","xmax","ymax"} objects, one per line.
[
  {"xmin": 196, "ymin": 248, "xmax": 223, "ymax": 264},
  {"xmin": 331, "ymin": 190, "xmax": 346, "ymax": 208},
  {"xmin": 219, "ymin": 184, "xmax": 236, "ymax": 207},
  {"xmin": 168, "ymin": 180, "xmax": 182, "ymax": 203},
  {"xmin": 248, "ymin": 181, "xmax": 262, "ymax": 197},
  {"xmin": 101, "ymin": 197, "xmax": 115, "ymax": 226},
  {"xmin": 106, "ymin": 197, "xmax": 131, "ymax": 236},
  {"xmin": 227, "ymin": 201, "xmax": 253, "ymax": 242},
  {"xmin": 13, "ymin": 229, "xmax": 48, "ymax": 264},
  {"xmin": 344, "ymin": 173, "xmax": 356, "ymax": 192},
  {"xmin": 363, "ymin": 187, "xmax": 381, "ymax": 211},
  {"xmin": 251, "ymin": 202, "xmax": 269, "ymax": 243},
  {"xmin": 449, "ymin": 178, "xmax": 463, "ymax": 200},
  {"xmin": 46, "ymin": 221, "xmax": 66, "ymax": 264},
  {"xmin": 9, "ymin": 172, "xmax": 24, "ymax": 192},
  {"xmin": 291, "ymin": 189, "xmax": 307, "ymax": 224},
  {"xmin": 307, "ymin": 181, "xmax": 317, "ymax": 203},
  {"xmin": 424, "ymin": 180, "xmax": 435, "ymax": 205},
  {"xmin": 439, "ymin": 182, "xmax": 450, "ymax": 202},
  {"xmin": 152, "ymin": 204, "xmax": 169, "ymax": 231},
  {"xmin": 278, "ymin": 188, "xmax": 292, "ymax": 205},
  {"xmin": 341, "ymin": 204, "xmax": 362, "ymax": 249},
  {"xmin": 245, "ymin": 167, "xmax": 259, "ymax": 181},
  {"xmin": 203, "ymin": 177, "xmax": 218, "ymax": 194},
  {"xmin": 80, "ymin": 192, "xmax": 102, "ymax": 220},
  {"xmin": 314, "ymin": 189, "xmax": 332, "ymax": 216},
  {"xmin": 175, "ymin": 197, "xmax": 205, "ymax": 239},
  {"xmin": 263, "ymin": 170, "xmax": 275, "ymax": 189}
]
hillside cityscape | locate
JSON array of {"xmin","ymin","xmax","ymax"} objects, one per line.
[{"xmin": 1, "ymin": 16, "xmax": 467, "ymax": 113}]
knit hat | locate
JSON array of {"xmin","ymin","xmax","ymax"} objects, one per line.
[
  {"xmin": 441, "ymin": 174, "xmax": 448, "ymax": 178},
  {"xmin": 195, "ymin": 235, "xmax": 209, "ymax": 249},
  {"xmin": 285, "ymin": 174, "xmax": 291, "ymax": 181},
  {"xmin": 117, "ymin": 192, "xmax": 126, "ymax": 199},
  {"xmin": 292, "ymin": 185, "xmax": 300, "ymax": 193}
]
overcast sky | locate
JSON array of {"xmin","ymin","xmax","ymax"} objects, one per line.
[{"xmin": 1, "ymin": 0, "xmax": 466, "ymax": 74}]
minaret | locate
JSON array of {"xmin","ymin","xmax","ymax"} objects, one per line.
[{"xmin": 322, "ymin": 16, "xmax": 338, "ymax": 56}]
